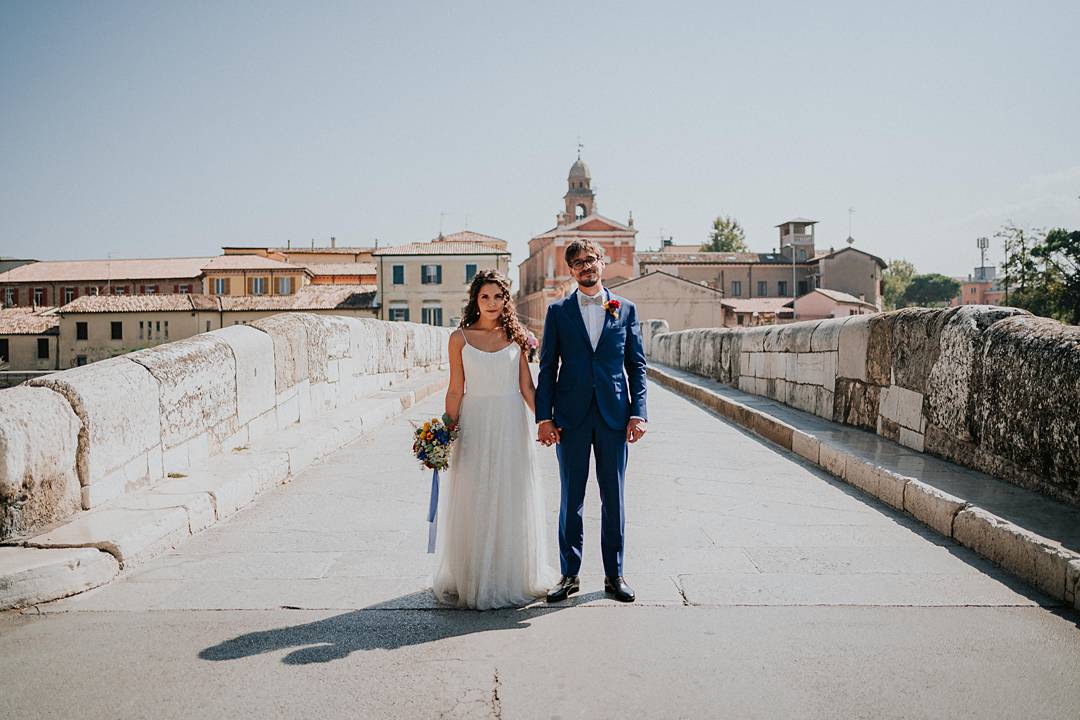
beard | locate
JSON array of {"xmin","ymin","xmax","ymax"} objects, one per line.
[{"xmin": 577, "ymin": 273, "xmax": 600, "ymax": 288}]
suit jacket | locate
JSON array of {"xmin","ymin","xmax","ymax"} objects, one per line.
[{"xmin": 535, "ymin": 289, "xmax": 648, "ymax": 431}]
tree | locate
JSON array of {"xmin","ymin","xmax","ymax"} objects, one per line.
[
  {"xmin": 702, "ymin": 216, "xmax": 748, "ymax": 252},
  {"xmin": 882, "ymin": 259, "xmax": 916, "ymax": 310},
  {"xmin": 995, "ymin": 222, "xmax": 1045, "ymax": 300},
  {"xmin": 901, "ymin": 273, "xmax": 960, "ymax": 307},
  {"xmin": 1032, "ymin": 227, "xmax": 1080, "ymax": 324}
]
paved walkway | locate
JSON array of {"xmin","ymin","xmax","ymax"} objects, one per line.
[{"xmin": 2, "ymin": 378, "xmax": 1080, "ymax": 719}]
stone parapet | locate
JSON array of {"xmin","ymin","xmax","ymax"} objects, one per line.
[
  {"xmin": 649, "ymin": 306, "xmax": 1080, "ymax": 507},
  {"xmin": 0, "ymin": 315, "xmax": 450, "ymax": 542}
]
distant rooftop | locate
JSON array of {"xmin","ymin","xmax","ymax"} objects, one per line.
[
  {"xmin": 202, "ymin": 255, "xmax": 309, "ymax": 273},
  {"xmin": 0, "ymin": 257, "xmax": 210, "ymax": 283},
  {"xmin": 638, "ymin": 251, "xmax": 806, "ymax": 266},
  {"xmin": 775, "ymin": 218, "xmax": 818, "ymax": 227},
  {"xmin": 59, "ymin": 294, "xmax": 219, "ymax": 314},
  {"xmin": 58, "ymin": 285, "xmax": 378, "ymax": 314},
  {"xmin": 301, "ymin": 263, "xmax": 377, "ymax": 276},
  {"xmin": 373, "ymin": 240, "xmax": 510, "ymax": 256},
  {"xmin": 0, "ymin": 307, "xmax": 60, "ymax": 335}
]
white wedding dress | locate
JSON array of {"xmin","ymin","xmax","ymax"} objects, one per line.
[{"xmin": 432, "ymin": 336, "xmax": 558, "ymax": 609}]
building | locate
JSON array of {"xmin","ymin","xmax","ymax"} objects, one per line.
[
  {"xmin": 373, "ymin": 235, "xmax": 510, "ymax": 326},
  {"xmin": 221, "ymin": 238, "xmax": 376, "ymax": 266},
  {"xmin": 785, "ymin": 288, "xmax": 879, "ymax": 320},
  {"xmin": 637, "ymin": 249, "xmax": 815, "ymax": 301},
  {"xmin": 55, "ymin": 285, "xmax": 377, "ymax": 369},
  {"xmin": 0, "ymin": 258, "xmax": 37, "ymax": 274},
  {"xmin": 516, "ymin": 157, "xmax": 638, "ymax": 332},
  {"xmin": 0, "ymin": 307, "xmax": 60, "ymax": 372},
  {"xmin": 201, "ymin": 254, "xmax": 311, "ymax": 297},
  {"xmin": 721, "ymin": 298, "xmax": 794, "ymax": 327},
  {"xmin": 608, "ymin": 271, "xmax": 725, "ymax": 331},
  {"xmin": 808, "ymin": 246, "xmax": 887, "ymax": 309},
  {"xmin": 952, "ymin": 266, "xmax": 1008, "ymax": 307},
  {"xmin": 0, "ymin": 257, "xmax": 209, "ymax": 308}
]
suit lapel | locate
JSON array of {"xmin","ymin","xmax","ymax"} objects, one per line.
[
  {"xmin": 596, "ymin": 290, "xmax": 617, "ymax": 349},
  {"xmin": 566, "ymin": 289, "xmax": 593, "ymax": 351}
]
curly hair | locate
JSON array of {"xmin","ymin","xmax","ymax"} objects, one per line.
[{"xmin": 460, "ymin": 269, "xmax": 531, "ymax": 352}]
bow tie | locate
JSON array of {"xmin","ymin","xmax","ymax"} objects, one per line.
[{"xmin": 580, "ymin": 293, "xmax": 605, "ymax": 307}]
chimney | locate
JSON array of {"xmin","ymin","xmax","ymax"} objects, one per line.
[
  {"xmin": 331, "ymin": 236, "xmax": 336, "ymax": 248},
  {"xmin": 287, "ymin": 239, "xmax": 292, "ymax": 249},
  {"xmin": 311, "ymin": 238, "xmax": 315, "ymax": 249}
]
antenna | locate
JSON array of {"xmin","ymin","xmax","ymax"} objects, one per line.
[
  {"xmin": 846, "ymin": 207, "xmax": 856, "ymax": 245},
  {"xmin": 577, "ymin": 136, "xmax": 583, "ymax": 159},
  {"xmin": 976, "ymin": 236, "xmax": 989, "ymax": 269}
]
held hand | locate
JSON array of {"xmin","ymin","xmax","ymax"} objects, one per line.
[
  {"xmin": 626, "ymin": 418, "xmax": 647, "ymax": 444},
  {"xmin": 537, "ymin": 420, "xmax": 561, "ymax": 446}
]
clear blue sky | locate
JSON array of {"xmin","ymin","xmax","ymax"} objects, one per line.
[{"xmin": 2, "ymin": 1, "xmax": 1078, "ymax": 278}]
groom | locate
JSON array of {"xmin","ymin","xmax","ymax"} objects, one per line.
[{"xmin": 535, "ymin": 238, "xmax": 648, "ymax": 603}]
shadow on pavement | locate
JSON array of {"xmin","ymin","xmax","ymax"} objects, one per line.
[{"xmin": 199, "ymin": 589, "xmax": 602, "ymax": 665}]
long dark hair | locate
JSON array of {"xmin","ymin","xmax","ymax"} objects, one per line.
[{"xmin": 460, "ymin": 269, "xmax": 530, "ymax": 352}]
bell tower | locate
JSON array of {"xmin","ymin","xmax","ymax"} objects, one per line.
[{"xmin": 560, "ymin": 154, "xmax": 596, "ymax": 225}]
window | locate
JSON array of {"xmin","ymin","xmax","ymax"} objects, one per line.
[
  {"xmin": 778, "ymin": 280, "xmax": 788, "ymax": 296},
  {"xmin": 421, "ymin": 264, "xmax": 442, "ymax": 285},
  {"xmin": 89, "ymin": 286, "xmax": 100, "ymax": 296},
  {"xmin": 138, "ymin": 321, "xmax": 144, "ymax": 340},
  {"xmin": 276, "ymin": 277, "xmax": 293, "ymax": 295},
  {"xmin": 3, "ymin": 288, "xmax": 14, "ymax": 306},
  {"xmin": 421, "ymin": 306, "xmax": 443, "ymax": 326},
  {"xmin": 111, "ymin": 321, "xmax": 123, "ymax": 340},
  {"xmin": 155, "ymin": 321, "xmax": 161, "ymax": 338},
  {"xmin": 388, "ymin": 304, "xmax": 410, "ymax": 322},
  {"xmin": 144, "ymin": 285, "xmax": 157, "ymax": 294},
  {"xmin": 797, "ymin": 280, "xmax": 808, "ymax": 296},
  {"xmin": 251, "ymin": 277, "xmax": 267, "ymax": 295},
  {"xmin": 0, "ymin": 338, "xmax": 7, "ymax": 362},
  {"xmin": 113, "ymin": 286, "xmax": 127, "ymax": 295},
  {"xmin": 213, "ymin": 278, "xmax": 228, "ymax": 295},
  {"xmin": 736, "ymin": 315, "xmax": 745, "ymax": 326},
  {"xmin": 757, "ymin": 281, "xmax": 767, "ymax": 297},
  {"xmin": 63, "ymin": 287, "xmax": 76, "ymax": 304},
  {"xmin": 206, "ymin": 321, "xmax": 211, "ymax": 332},
  {"xmin": 37, "ymin": 338, "xmax": 49, "ymax": 359},
  {"xmin": 33, "ymin": 287, "xmax": 46, "ymax": 305},
  {"xmin": 465, "ymin": 264, "xmax": 477, "ymax": 284},
  {"xmin": 76, "ymin": 322, "xmax": 88, "ymax": 341},
  {"xmin": 178, "ymin": 284, "xmax": 191, "ymax": 294},
  {"xmin": 164, "ymin": 321, "xmax": 169, "ymax": 339},
  {"xmin": 392, "ymin": 265, "xmax": 405, "ymax": 285},
  {"xmin": 731, "ymin": 280, "xmax": 742, "ymax": 297},
  {"xmin": 76, "ymin": 355, "xmax": 87, "ymax": 367}
]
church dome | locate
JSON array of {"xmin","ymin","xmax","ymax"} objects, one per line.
[{"xmin": 568, "ymin": 158, "xmax": 591, "ymax": 181}]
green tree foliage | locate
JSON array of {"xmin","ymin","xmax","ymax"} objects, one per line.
[
  {"xmin": 882, "ymin": 259, "xmax": 916, "ymax": 310},
  {"xmin": 901, "ymin": 273, "xmax": 960, "ymax": 307},
  {"xmin": 995, "ymin": 223, "xmax": 1080, "ymax": 324},
  {"xmin": 702, "ymin": 216, "xmax": 748, "ymax": 252}
]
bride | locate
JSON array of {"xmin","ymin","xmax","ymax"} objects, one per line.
[{"xmin": 432, "ymin": 269, "xmax": 559, "ymax": 609}]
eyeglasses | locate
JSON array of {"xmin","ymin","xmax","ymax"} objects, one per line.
[{"xmin": 569, "ymin": 255, "xmax": 602, "ymax": 270}]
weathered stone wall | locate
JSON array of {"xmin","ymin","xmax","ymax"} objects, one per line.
[
  {"xmin": 0, "ymin": 316, "xmax": 449, "ymax": 539},
  {"xmin": 650, "ymin": 306, "xmax": 1080, "ymax": 506}
]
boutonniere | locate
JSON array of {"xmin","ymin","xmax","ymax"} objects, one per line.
[{"xmin": 603, "ymin": 298, "xmax": 621, "ymax": 320}]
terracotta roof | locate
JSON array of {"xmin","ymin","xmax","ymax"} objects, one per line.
[
  {"xmin": 807, "ymin": 288, "xmax": 878, "ymax": 308},
  {"xmin": 59, "ymin": 294, "xmax": 220, "ymax": 313},
  {"xmin": 608, "ymin": 270, "xmax": 725, "ymax": 295},
  {"xmin": 201, "ymin": 255, "xmax": 310, "ymax": 272},
  {"xmin": 301, "ymin": 263, "xmax": 377, "ymax": 276},
  {"xmin": 435, "ymin": 231, "xmax": 507, "ymax": 248},
  {"xmin": 720, "ymin": 297, "xmax": 794, "ymax": 314},
  {"xmin": 273, "ymin": 246, "xmax": 375, "ymax": 254},
  {"xmin": 638, "ymin": 251, "xmax": 802, "ymax": 265},
  {"xmin": 0, "ymin": 257, "xmax": 210, "ymax": 283},
  {"xmin": 373, "ymin": 241, "xmax": 510, "ymax": 256},
  {"xmin": 775, "ymin": 218, "xmax": 818, "ymax": 226},
  {"xmin": 808, "ymin": 246, "xmax": 888, "ymax": 269},
  {"xmin": 0, "ymin": 308, "xmax": 60, "ymax": 335},
  {"xmin": 217, "ymin": 285, "xmax": 378, "ymax": 311}
]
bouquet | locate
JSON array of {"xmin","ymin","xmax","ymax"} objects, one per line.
[
  {"xmin": 525, "ymin": 330, "xmax": 539, "ymax": 362},
  {"xmin": 412, "ymin": 413, "xmax": 459, "ymax": 552}
]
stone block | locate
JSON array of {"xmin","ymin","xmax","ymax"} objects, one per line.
[
  {"xmin": 837, "ymin": 314, "xmax": 872, "ymax": 381},
  {"xmin": 821, "ymin": 351, "xmax": 838, "ymax": 394},
  {"xmin": 112, "ymin": 489, "xmax": 217, "ymax": 535},
  {"xmin": 810, "ymin": 318, "xmax": 845, "ymax": 352},
  {"xmin": 898, "ymin": 427, "xmax": 925, "ymax": 453},
  {"xmin": 791, "ymin": 431, "xmax": 820, "ymax": 464},
  {"xmin": 740, "ymin": 326, "xmax": 768, "ymax": 352},
  {"xmin": 819, "ymin": 443, "xmax": 847, "ymax": 478},
  {"xmin": 762, "ymin": 325, "xmax": 790, "ymax": 353},
  {"xmin": 788, "ymin": 383, "xmax": 817, "ymax": 414},
  {"xmin": 953, "ymin": 508, "xmax": 1044, "ymax": 595},
  {"xmin": 789, "ymin": 320, "xmax": 821, "ymax": 353},
  {"xmin": 844, "ymin": 458, "xmax": 879, "ymax": 496},
  {"xmin": 737, "ymin": 376, "xmax": 755, "ymax": 395},
  {"xmin": 1066, "ymin": 559, "xmax": 1080, "ymax": 608},
  {"xmin": 815, "ymin": 389, "xmax": 834, "ymax": 420},
  {"xmin": 252, "ymin": 313, "xmax": 310, "ymax": 392},
  {"xmin": 129, "ymin": 335, "xmax": 239, "ymax": 451},
  {"xmin": 156, "ymin": 449, "xmax": 291, "ymax": 520},
  {"xmin": 27, "ymin": 505, "xmax": 191, "ymax": 569},
  {"xmin": 0, "ymin": 547, "xmax": 119, "ymax": 609},
  {"xmin": 29, "ymin": 357, "xmax": 163, "ymax": 508},
  {"xmin": 795, "ymin": 353, "xmax": 825, "ymax": 386},
  {"xmin": 751, "ymin": 412, "xmax": 794, "ymax": 450},
  {"xmin": 208, "ymin": 325, "xmax": 276, "ymax": 427},
  {"xmin": 0, "ymin": 386, "xmax": 81, "ymax": 539},
  {"xmin": 903, "ymin": 480, "xmax": 967, "ymax": 537}
]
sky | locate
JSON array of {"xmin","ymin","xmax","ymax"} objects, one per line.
[{"xmin": 2, "ymin": 1, "xmax": 1078, "ymax": 279}]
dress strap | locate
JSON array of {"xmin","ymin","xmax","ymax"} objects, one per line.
[{"xmin": 458, "ymin": 328, "xmax": 470, "ymax": 347}]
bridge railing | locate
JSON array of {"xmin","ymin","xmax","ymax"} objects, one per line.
[
  {"xmin": 647, "ymin": 306, "xmax": 1080, "ymax": 508},
  {"xmin": 0, "ymin": 314, "xmax": 449, "ymax": 541}
]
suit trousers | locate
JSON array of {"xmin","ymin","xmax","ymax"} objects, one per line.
[{"xmin": 555, "ymin": 399, "xmax": 628, "ymax": 578}]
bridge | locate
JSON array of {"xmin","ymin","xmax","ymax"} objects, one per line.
[{"xmin": 1, "ymin": 307, "xmax": 1079, "ymax": 717}]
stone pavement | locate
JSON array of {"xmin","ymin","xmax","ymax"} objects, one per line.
[{"xmin": 2, "ymin": 378, "xmax": 1080, "ymax": 719}]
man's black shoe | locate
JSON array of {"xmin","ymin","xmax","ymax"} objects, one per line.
[
  {"xmin": 604, "ymin": 576, "xmax": 635, "ymax": 603},
  {"xmin": 546, "ymin": 575, "xmax": 580, "ymax": 603}
]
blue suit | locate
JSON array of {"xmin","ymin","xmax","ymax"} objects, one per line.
[{"xmin": 535, "ymin": 289, "xmax": 648, "ymax": 578}]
